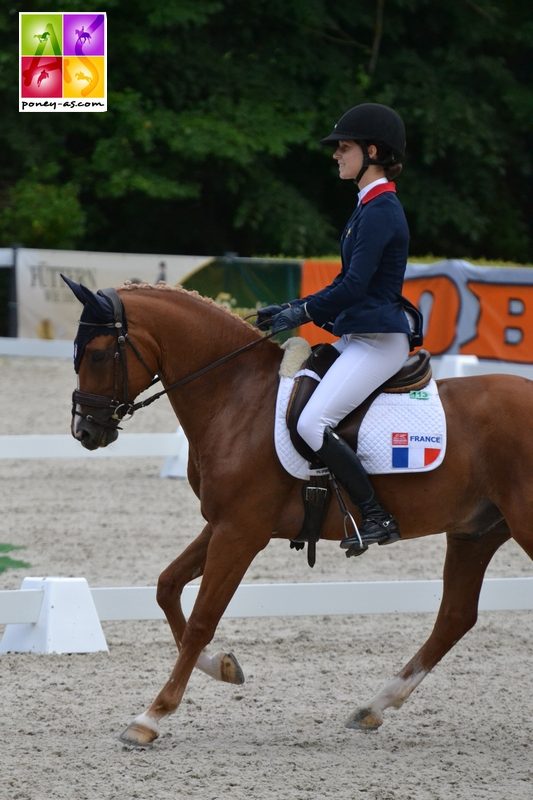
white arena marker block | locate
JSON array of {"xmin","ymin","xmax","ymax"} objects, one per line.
[
  {"xmin": 160, "ymin": 426, "xmax": 189, "ymax": 479},
  {"xmin": 434, "ymin": 354, "xmax": 479, "ymax": 379},
  {"xmin": 0, "ymin": 577, "xmax": 108, "ymax": 655}
]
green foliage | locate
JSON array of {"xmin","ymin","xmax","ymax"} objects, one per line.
[
  {"xmin": 0, "ymin": 544, "xmax": 30, "ymax": 575},
  {"xmin": 0, "ymin": 179, "xmax": 86, "ymax": 248},
  {"xmin": 1, "ymin": 0, "xmax": 531, "ymax": 260}
]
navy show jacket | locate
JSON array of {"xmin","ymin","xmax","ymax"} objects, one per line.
[{"xmin": 301, "ymin": 183, "xmax": 412, "ymax": 338}]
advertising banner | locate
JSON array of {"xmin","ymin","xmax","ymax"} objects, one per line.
[
  {"xmin": 300, "ymin": 259, "xmax": 533, "ymax": 364},
  {"xmin": 15, "ymin": 248, "xmax": 212, "ymax": 339}
]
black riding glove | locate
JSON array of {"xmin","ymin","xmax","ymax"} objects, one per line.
[
  {"xmin": 271, "ymin": 303, "xmax": 311, "ymax": 334},
  {"xmin": 256, "ymin": 304, "xmax": 286, "ymax": 330}
]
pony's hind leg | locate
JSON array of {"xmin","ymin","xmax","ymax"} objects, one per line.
[
  {"xmin": 346, "ymin": 525, "xmax": 510, "ymax": 731},
  {"xmin": 156, "ymin": 523, "xmax": 244, "ymax": 685},
  {"xmin": 120, "ymin": 520, "xmax": 270, "ymax": 747}
]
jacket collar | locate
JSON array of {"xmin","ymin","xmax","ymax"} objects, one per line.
[{"xmin": 361, "ymin": 180, "xmax": 396, "ymax": 205}]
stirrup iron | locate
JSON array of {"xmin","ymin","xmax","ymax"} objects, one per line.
[{"xmin": 329, "ymin": 474, "xmax": 368, "ymax": 556}]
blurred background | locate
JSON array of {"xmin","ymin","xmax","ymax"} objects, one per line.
[{"xmin": 2, "ymin": 0, "xmax": 531, "ymax": 261}]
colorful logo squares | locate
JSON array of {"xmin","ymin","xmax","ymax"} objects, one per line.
[{"xmin": 19, "ymin": 12, "xmax": 107, "ymax": 112}]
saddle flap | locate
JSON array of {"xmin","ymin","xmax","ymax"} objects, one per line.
[
  {"xmin": 286, "ymin": 344, "xmax": 340, "ymax": 462},
  {"xmin": 286, "ymin": 347, "xmax": 433, "ymax": 461}
]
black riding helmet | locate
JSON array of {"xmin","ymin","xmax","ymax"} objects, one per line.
[{"xmin": 321, "ymin": 103, "xmax": 406, "ymax": 184}]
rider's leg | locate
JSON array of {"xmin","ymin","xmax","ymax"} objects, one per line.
[
  {"xmin": 316, "ymin": 426, "xmax": 400, "ymax": 546},
  {"xmin": 296, "ymin": 332, "xmax": 409, "ymax": 549}
]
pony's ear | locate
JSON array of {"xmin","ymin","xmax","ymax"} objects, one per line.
[
  {"xmin": 61, "ymin": 273, "xmax": 97, "ymax": 305},
  {"xmin": 61, "ymin": 273, "xmax": 113, "ymax": 318}
]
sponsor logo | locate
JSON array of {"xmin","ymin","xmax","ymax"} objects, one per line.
[{"xmin": 392, "ymin": 432, "xmax": 408, "ymax": 446}]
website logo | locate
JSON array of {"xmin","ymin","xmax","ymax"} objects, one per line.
[{"xmin": 19, "ymin": 12, "xmax": 107, "ymax": 112}]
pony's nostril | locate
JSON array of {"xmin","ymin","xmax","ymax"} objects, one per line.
[{"xmin": 76, "ymin": 424, "xmax": 99, "ymax": 449}]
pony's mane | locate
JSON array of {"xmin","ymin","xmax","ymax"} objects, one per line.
[{"xmin": 118, "ymin": 281, "xmax": 258, "ymax": 332}]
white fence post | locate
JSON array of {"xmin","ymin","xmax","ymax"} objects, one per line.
[
  {"xmin": 433, "ymin": 354, "xmax": 479, "ymax": 378},
  {"xmin": 0, "ymin": 577, "xmax": 108, "ymax": 654},
  {"xmin": 159, "ymin": 427, "xmax": 189, "ymax": 478}
]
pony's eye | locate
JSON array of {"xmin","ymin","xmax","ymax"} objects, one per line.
[{"xmin": 91, "ymin": 350, "xmax": 107, "ymax": 363}]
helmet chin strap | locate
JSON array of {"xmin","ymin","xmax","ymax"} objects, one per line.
[
  {"xmin": 354, "ymin": 142, "xmax": 390, "ymax": 186},
  {"xmin": 354, "ymin": 147, "xmax": 370, "ymax": 185}
]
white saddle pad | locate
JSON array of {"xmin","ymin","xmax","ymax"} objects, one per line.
[{"xmin": 275, "ymin": 367, "xmax": 446, "ymax": 481}]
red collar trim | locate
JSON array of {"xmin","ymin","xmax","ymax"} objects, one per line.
[{"xmin": 361, "ymin": 181, "xmax": 397, "ymax": 205}]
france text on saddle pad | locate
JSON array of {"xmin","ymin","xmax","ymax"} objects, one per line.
[{"xmin": 275, "ymin": 377, "xmax": 447, "ymax": 480}]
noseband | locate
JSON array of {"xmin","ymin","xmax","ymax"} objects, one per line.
[{"xmin": 73, "ymin": 288, "xmax": 275, "ymax": 432}]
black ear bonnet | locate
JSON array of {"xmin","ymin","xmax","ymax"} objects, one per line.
[{"xmin": 61, "ymin": 274, "xmax": 127, "ymax": 372}]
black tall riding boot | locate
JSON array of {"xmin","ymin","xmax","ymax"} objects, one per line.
[{"xmin": 315, "ymin": 427, "xmax": 400, "ymax": 550}]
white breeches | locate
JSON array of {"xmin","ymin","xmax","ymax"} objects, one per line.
[{"xmin": 296, "ymin": 332, "xmax": 410, "ymax": 452}]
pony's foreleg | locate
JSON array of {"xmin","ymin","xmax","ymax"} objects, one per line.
[
  {"xmin": 346, "ymin": 527, "xmax": 509, "ymax": 731},
  {"xmin": 120, "ymin": 522, "xmax": 269, "ymax": 747},
  {"xmin": 156, "ymin": 524, "xmax": 244, "ymax": 685}
]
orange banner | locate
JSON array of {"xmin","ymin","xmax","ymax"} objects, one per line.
[
  {"xmin": 299, "ymin": 260, "xmax": 338, "ymax": 346},
  {"xmin": 299, "ymin": 259, "xmax": 533, "ymax": 363}
]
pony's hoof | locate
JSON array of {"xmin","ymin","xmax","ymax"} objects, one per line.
[
  {"xmin": 345, "ymin": 707, "xmax": 383, "ymax": 731},
  {"xmin": 219, "ymin": 651, "xmax": 245, "ymax": 684},
  {"xmin": 119, "ymin": 720, "xmax": 159, "ymax": 748}
]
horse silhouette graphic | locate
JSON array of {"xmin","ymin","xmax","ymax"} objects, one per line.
[
  {"xmin": 33, "ymin": 32, "xmax": 50, "ymax": 43},
  {"xmin": 36, "ymin": 69, "xmax": 49, "ymax": 88},
  {"xmin": 75, "ymin": 26, "xmax": 92, "ymax": 45},
  {"xmin": 75, "ymin": 72, "xmax": 91, "ymax": 83}
]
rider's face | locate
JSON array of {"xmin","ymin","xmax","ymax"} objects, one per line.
[{"xmin": 333, "ymin": 141, "xmax": 363, "ymax": 180}]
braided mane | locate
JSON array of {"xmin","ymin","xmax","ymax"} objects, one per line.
[{"xmin": 119, "ymin": 282, "xmax": 258, "ymax": 332}]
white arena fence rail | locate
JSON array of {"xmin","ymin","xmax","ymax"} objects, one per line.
[
  {"xmin": 2, "ymin": 337, "xmax": 533, "ymax": 380},
  {"xmin": 0, "ymin": 577, "xmax": 532, "ymax": 654},
  {"xmin": 1, "ymin": 348, "xmax": 531, "ymax": 468},
  {"xmin": 0, "ymin": 337, "xmax": 73, "ymax": 358},
  {"xmin": 0, "ymin": 432, "xmax": 186, "ymax": 459},
  {"xmin": 2, "ymin": 338, "xmax": 531, "ymax": 473},
  {"xmin": 0, "ymin": 432, "xmax": 190, "ymax": 477}
]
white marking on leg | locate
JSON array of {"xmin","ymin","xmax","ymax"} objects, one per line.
[
  {"xmin": 369, "ymin": 671, "xmax": 428, "ymax": 714},
  {"xmin": 195, "ymin": 648, "xmax": 222, "ymax": 679},
  {"xmin": 132, "ymin": 712, "xmax": 160, "ymax": 735}
]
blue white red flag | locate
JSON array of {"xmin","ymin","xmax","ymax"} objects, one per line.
[{"xmin": 391, "ymin": 432, "xmax": 443, "ymax": 469}]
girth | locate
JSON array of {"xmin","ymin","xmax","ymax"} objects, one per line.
[{"xmin": 286, "ymin": 345, "xmax": 432, "ymax": 464}]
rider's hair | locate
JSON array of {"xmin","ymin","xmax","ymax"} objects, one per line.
[
  {"xmin": 384, "ymin": 162, "xmax": 403, "ymax": 180},
  {"xmin": 368, "ymin": 142, "xmax": 403, "ymax": 180}
]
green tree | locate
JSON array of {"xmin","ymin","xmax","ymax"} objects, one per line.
[{"xmin": 1, "ymin": 0, "xmax": 531, "ymax": 261}]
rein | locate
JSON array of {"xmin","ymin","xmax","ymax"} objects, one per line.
[
  {"xmin": 130, "ymin": 331, "xmax": 275, "ymax": 413},
  {"xmin": 73, "ymin": 289, "xmax": 275, "ymax": 428}
]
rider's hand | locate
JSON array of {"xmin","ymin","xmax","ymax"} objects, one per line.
[
  {"xmin": 271, "ymin": 304, "xmax": 311, "ymax": 334},
  {"xmin": 256, "ymin": 304, "xmax": 286, "ymax": 330}
]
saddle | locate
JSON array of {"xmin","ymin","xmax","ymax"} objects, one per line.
[{"xmin": 287, "ymin": 345, "xmax": 432, "ymax": 566}]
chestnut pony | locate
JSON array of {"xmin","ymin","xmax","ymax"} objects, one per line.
[{"xmin": 64, "ymin": 279, "xmax": 532, "ymax": 747}]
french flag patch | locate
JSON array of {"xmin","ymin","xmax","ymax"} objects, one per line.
[{"xmin": 392, "ymin": 432, "xmax": 443, "ymax": 469}]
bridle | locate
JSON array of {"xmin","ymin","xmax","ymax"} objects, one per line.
[{"xmin": 72, "ymin": 288, "xmax": 274, "ymax": 432}]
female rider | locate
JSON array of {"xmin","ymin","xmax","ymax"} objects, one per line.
[{"xmin": 258, "ymin": 103, "xmax": 423, "ymax": 554}]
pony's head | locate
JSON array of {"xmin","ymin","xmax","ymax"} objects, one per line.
[{"xmin": 62, "ymin": 274, "xmax": 156, "ymax": 450}]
